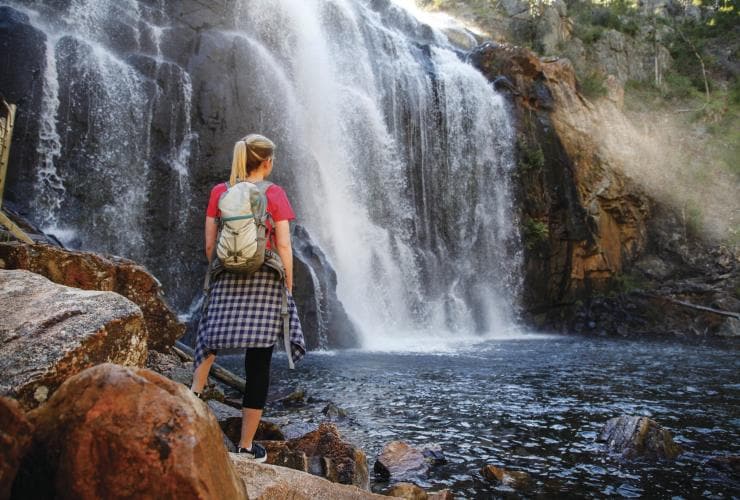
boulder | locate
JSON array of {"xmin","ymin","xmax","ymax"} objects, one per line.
[
  {"xmin": 597, "ymin": 415, "xmax": 682, "ymax": 460},
  {"xmin": 14, "ymin": 363, "xmax": 246, "ymax": 499},
  {"xmin": 0, "ymin": 269, "xmax": 148, "ymax": 410},
  {"xmin": 0, "ymin": 242, "xmax": 185, "ymax": 351},
  {"xmin": 422, "ymin": 445, "xmax": 446, "ymax": 466},
  {"xmin": 323, "ymin": 402, "xmax": 349, "ymax": 419},
  {"xmin": 146, "ymin": 349, "xmax": 193, "ymax": 387},
  {"xmin": 230, "ymin": 456, "xmax": 385, "ymax": 499},
  {"xmin": 262, "ymin": 440, "xmax": 311, "ymax": 471},
  {"xmin": 374, "ymin": 441, "xmax": 429, "ymax": 481},
  {"xmin": 264, "ymin": 423, "xmax": 369, "ymax": 489},
  {"xmin": 480, "ymin": 465, "xmax": 532, "ymax": 490},
  {"xmin": 291, "ymin": 423, "xmax": 369, "ymax": 489},
  {"xmin": 386, "ymin": 482, "xmax": 427, "ymax": 499},
  {"xmin": 0, "ymin": 397, "xmax": 33, "ymax": 500},
  {"xmin": 272, "ymin": 387, "xmax": 307, "ymax": 407}
]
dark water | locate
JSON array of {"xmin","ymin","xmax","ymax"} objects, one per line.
[{"xmin": 221, "ymin": 336, "xmax": 739, "ymax": 498}]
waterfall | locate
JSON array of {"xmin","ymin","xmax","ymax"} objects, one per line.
[
  {"xmin": 231, "ymin": 0, "xmax": 521, "ymax": 347},
  {"xmin": 4, "ymin": 0, "xmax": 198, "ymax": 289},
  {"xmin": 2, "ymin": 0, "xmax": 521, "ymax": 348}
]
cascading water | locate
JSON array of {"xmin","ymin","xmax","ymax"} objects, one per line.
[
  {"xmin": 3, "ymin": 0, "xmax": 198, "ymax": 293},
  {"xmin": 2, "ymin": 0, "xmax": 521, "ymax": 348},
  {"xmin": 232, "ymin": 0, "xmax": 521, "ymax": 348}
]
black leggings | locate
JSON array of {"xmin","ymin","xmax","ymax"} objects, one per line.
[{"xmin": 243, "ymin": 346, "xmax": 274, "ymax": 409}]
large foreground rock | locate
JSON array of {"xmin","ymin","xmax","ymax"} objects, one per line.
[
  {"xmin": 0, "ymin": 242, "xmax": 184, "ymax": 351},
  {"xmin": 0, "ymin": 270, "xmax": 148, "ymax": 410},
  {"xmin": 231, "ymin": 455, "xmax": 384, "ymax": 499},
  {"xmin": 0, "ymin": 397, "xmax": 33, "ymax": 500},
  {"xmin": 14, "ymin": 363, "xmax": 246, "ymax": 499},
  {"xmin": 598, "ymin": 415, "xmax": 682, "ymax": 460}
]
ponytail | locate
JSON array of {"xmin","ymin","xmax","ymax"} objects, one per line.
[
  {"xmin": 230, "ymin": 140, "xmax": 248, "ymax": 186},
  {"xmin": 229, "ymin": 134, "xmax": 276, "ymax": 185}
]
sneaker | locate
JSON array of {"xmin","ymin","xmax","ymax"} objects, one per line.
[{"xmin": 237, "ymin": 443, "xmax": 267, "ymax": 463}]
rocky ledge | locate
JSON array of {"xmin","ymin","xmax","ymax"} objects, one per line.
[
  {"xmin": 0, "ymin": 242, "xmax": 185, "ymax": 351},
  {"xmin": 0, "ymin": 269, "xmax": 148, "ymax": 410}
]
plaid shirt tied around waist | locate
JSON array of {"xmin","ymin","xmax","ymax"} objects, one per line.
[{"xmin": 194, "ymin": 267, "xmax": 305, "ymax": 368}]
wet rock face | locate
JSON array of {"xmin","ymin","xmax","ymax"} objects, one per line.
[
  {"xmin": 14, "ymin": 363, "xmax": 247, "ymax": 499},
  {"xmin": 292, "ymin": 225, "xmax": 361, "ymax": 349},
  {"xmin": 0, "ymin": 242, "xmax": 185, "ymax": 351},
  {"xmin": 0, "ymin": 396, "xmax": 33, "ymax": 500},
  {"xmin": 597, "ymin": 415, "xmax": 682, "ymax": 460},
  {"xmin": 0, "ymin": 7, "xmax": 46, "ymax": 205},
  {"xmin": 470, "ymin": 42, "xmax": 649, "ymax": 310},
  {"xmin": 0, "ymin": 269, "xmax": 148, "ymax": 410}
]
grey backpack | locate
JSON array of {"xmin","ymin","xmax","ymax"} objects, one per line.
[{"xmin": 216, "ymin": 180, "xmax": 278, "ymax": 275}]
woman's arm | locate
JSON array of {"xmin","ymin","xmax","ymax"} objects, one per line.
[
  {"xmin": 274, "ymin": 220, "xmax": 293, "ymax": 292},
  {"xmin": 204, "ymin": 216, "xmax": 218, "ymax": 262}
]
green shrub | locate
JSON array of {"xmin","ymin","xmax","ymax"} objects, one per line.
[
  {"xmin": 518, "ymin": 141, "xmax": 545, "ymax": 171},
  {"xmin": 663, "ymin": 72, "xmax": 703, "ymax": 100},
  {"xmin": 578, "ymin": 70, "xmax": 608, "ymax": 99},
  {"xmin": 613, "ymin": 272, "xmax": 647, "ymax": 293},
  {"xmin": 683, "ymin": 202, "xmax": 703, "ymax": 235},
  {"xmin": 729, "ymin": 78, "xmax": 740, "ymax": 105},
  {"xmin": 523, "ymin": 218, "xmax": 550, "ymax": 250},
  {"xmin": 573, "ymin": 22, "xmax": 605, "ymax": 43}
]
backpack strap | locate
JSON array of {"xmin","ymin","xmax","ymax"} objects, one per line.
[
  {"xmin": 255, "ymin": 180, "xmax": 277, "ymax": 248},
  {"xmin": 281, "ymin": 287, "xmax": 295, "ymax": 369}
]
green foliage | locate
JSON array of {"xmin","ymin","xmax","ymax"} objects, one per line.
[
  {"xmin": 663, "ymin": 72, "xmax": 704, "ymax": 100},
  {"xmin": 682, "ymin": 202, "xmax": 704, "ymax": 235},
  {"xmin": 522, "ymin": 218, "xmax": 549, "ymax": 250},
  {"xmin": 731, "ymin": 79, "xmax": 740, "ymax": 105},
  {"xmin": 578, "ymin": 70, "xmax": 608, "ymax": 99},
  {"xmin": 613, "ymin": 272, "xmax": 647, "ymax": 293},
  {"xmin": 568, "ymin": 0, "xmax": 640, "ymax": 42},
  {"xmin": 518, "ymin": 139, "xmax": 545, "ymax": 171},
  {"xmin": 573, "ymin": 22, "xmax": 605, "ymax": 42}
]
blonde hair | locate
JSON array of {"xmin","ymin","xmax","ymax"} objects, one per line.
[{"xmin": 229, "ymin": 134, "xmax": 276, "ymax": 186}]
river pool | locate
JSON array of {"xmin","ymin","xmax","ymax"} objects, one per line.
[{"xmin": 220, "ymin": 335, "xmax": 739, "ymax": 498}]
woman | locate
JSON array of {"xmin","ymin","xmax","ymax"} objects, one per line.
[{"xmin": 192, "ymin": 133, "xmax": 305, "ymax": 462}]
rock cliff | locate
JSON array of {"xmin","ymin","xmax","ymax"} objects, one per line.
[{"xmin": 470, "ymin": 42, "xmax": 739, "ymax": 338}]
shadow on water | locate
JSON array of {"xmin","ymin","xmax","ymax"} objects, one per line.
[{"xmin": 220, "ymin": 335, "xmax": 739, "ymax": 497}]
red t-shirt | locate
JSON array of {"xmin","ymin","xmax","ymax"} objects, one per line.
[{"xmin": 207, "ymin": 182, "xmax": 295, "ymax": 249}]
